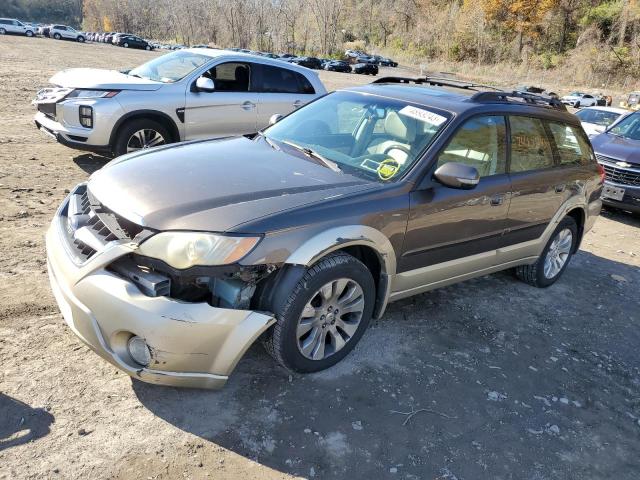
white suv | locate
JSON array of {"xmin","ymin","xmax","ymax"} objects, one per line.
[
  {"xmin": 33, "ymin": 49, "xmax": 326, "ymax": 157},
  {"xmin": 560, "ymin": 92, "xmax": 598, "ymax": 108},
  {"xmin": 49, "ymin": 25, "xmax": 85, "ymax": 42},
  {"xmin": 0, "ymin": 18, "xmax": 35, "ymax": 37}
]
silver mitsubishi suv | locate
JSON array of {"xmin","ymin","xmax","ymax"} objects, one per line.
[{"xmin": 33, "ymin": 49, "xmax": 326, "ymax": 156}]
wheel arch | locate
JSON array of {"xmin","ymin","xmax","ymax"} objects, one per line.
[
  {"xmin": 283, "ymin": 226, "xmax": 396, "ymax": 319},
  {"xmin": 109, "ymin": 110, "xmax": 181, "ymax": 150},
  {"xmin": 566, "ymin": 206, "xmax": 586, "ymax": 253}
]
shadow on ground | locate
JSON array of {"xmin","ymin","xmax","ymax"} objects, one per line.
[
  {"xmin": 73, "ymin": 153, "xmax": 110, "ymax": 174},
  {"xmin": 132, "ymin": 250, "xmax": 640, "ymax": 479},
  {"xmin": 0, "ymin": 393, "xmax": 54, "ymax": 452}
]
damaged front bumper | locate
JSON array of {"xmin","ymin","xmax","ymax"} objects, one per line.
[{"xmin": 45, "ymin": 191, "xmax": 275, "ymax": 389}]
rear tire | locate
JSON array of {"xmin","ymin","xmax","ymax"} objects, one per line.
[
  {"xmin": 112, "ymin": 118, "xmax": 171, "ymax": 157},
  {"xmin": 54, "ymin": 33, "xmax": 61, "ymax": 40},
  {"xmin": 263, "ymin": 253, "xmax": 375, "ymax": 373},
  {"xmin": 123, "ymin": 42, "xmax": 129, "ymax": 48},
  {"xmin": 515, "ymin": 217, "xmax": 578, "ymax": 288}
]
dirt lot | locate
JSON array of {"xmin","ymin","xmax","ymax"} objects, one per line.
[{"xmin": 1, "ymin": 35, "xmax": 639, "ymax": 480}]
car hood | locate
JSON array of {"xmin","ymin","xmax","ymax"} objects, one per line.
[
  {"xmin": 88, "ymin": 136, "xmax": 375, "ymax": 232},
  {"xmin": 591, "ymin": 133, "xmax": 640, "ymax": 165},
  {"xmin": 50, "ymin": 68, "xmax": 163, "ymax": 91}
]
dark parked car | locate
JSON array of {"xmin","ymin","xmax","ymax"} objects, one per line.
[
  {"xmin": 353, "ymin": 62, "xmax": 378, "ymax": 75},
  {"xmin": 46, "ymin": 76, "xmax": 602, "ymax": 389},
  {"xmin": 324, "ymin": 60, "xmax": 352, "ymax": 73},
  {"xmin": 115, "ymin": 35, "xmax": 153, "ymax": 50},
  {"xmin": 290, "ymin": 56, "xmax": 323, "ymax": 69},
  {"xmin": 591, "ymin": 111, "xmax": 640, "ymax": 214}
]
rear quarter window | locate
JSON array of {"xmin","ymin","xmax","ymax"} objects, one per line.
[{"xmin": 547, "ymin": 122, "xmax": 592, "ymax": 166}]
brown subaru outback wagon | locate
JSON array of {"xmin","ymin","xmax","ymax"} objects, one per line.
[{"xmin": 46, "ymin": 77, "xmax": 604, "ymax": 389}]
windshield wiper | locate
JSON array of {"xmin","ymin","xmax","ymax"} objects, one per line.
[
  {"xmin": 281, "ymin": 140, "xmax": 341, "ymax": 172},
  {"xmin": 257, "ymin": 131, "xmax": 280, "ymax": 151}
]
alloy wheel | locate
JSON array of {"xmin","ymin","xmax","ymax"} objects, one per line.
[
  {"xmin": 543, "ymin": 228, "xmax": 572, "ymax": 279},
  {"xmin": 126, "ymin": 129, "xmax": 166, "ymax": 152},
  {"xmin": 296, "ymin": 278, "xmax": 365, "ymax": 361},
  {"xmin": 0, "ymin": 28, "xmax": 6, "ymax": 34}
]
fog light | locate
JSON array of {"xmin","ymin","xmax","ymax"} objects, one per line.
[
  {"xmin": 79, "ymin": 106, "xmax": 93, "ymax": 128},
  {"xmin": 127, "ymin": 336, "xmax": 151, "ymax": 366}
]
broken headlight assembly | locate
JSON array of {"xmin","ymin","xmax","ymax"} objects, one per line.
[{"xmin": 136, "ymin": 232, "xmax": 261, "ymax": 269}]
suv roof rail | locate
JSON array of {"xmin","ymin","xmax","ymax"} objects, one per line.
[
  {"xmin": 372, "ymin": 76, "xmax": 567, "ymax": 111},
  {"xmin": 471, "ymin": 90, "xmax": 567, "ymax": 111},
  {"xmin": 372, "ymin": 75, "xmax": 502, "ymax": 91}
]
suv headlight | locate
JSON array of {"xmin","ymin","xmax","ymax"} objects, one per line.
[
  {"xmin": 67, "ymin": 89, "xmax": 119, "ymax": 99},
  {"xmin": 137, "ymin": 232, "xmax": 261, "ymax": 269}
]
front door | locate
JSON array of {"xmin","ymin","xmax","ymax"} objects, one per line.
[
  {"xmin": 396, "ymin": 115, "xmax": 512, "ymax": 294},
  {"xmin": 184, "ymin": 61, "xmax": 258, "ymax": 140}
]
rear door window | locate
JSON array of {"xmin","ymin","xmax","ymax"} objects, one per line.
[
  {"xmin": 508, "ymin": 116, "xmax": 554, "ymax": 172},
  {"xmin": 547, "ymin": 122, "xmax": 592, "ymax": 166},
  {"xmin": 259, "ymin": 65, "xmax": 315, "ymax": 94}
]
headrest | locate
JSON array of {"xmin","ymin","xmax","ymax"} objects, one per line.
[{"xmin": 384, "ymin": 112, "xmax": 416, "ymax": 142}]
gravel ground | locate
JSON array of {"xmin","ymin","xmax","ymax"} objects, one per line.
[{"xmin": 1, "ymin": 35, "xmax": 639, "ymax": 480}]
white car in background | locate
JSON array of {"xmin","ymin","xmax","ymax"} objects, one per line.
[
  {"xmin": 49, "ymin": 25, "xmax": 85, "ymax": 42},
  {"xmin": 0, "ymin": 18, "xmax": 35, "ymax": 36},
  {"xmin": 574, "ymin": 106, "xmax": 629, "ymax": 137},
  {"xmin": 561, "ymin": 92, "xmax": 598, "ymax": 108}
]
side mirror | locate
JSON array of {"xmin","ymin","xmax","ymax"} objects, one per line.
[
  {"xmin": 269, "ymin": 114, "xmax": 284, "ymax": 125},
  {"xmin": 434, "ymin": 162, "xmax": 479, "ymax": 189},
  {"xmin": 195, "ymin": 76, "xmax": 215, "ymax": 93}
]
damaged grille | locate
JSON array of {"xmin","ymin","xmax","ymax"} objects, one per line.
[{"xmin": 61, "ymin": 185, "xmax": 144, "ymax": 264}]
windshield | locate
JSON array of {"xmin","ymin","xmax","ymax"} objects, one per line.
[
  {"xmin": 608, "ymin": 112, "xmax": 640, "ymax": 140},
  {"xmin": 264, "ymin": 91, "xmax": 450, "ymax": 182},
  {"xmin": 569, "ymin": 92, "xmax": 584, "ymax": 96},
  {"xmin": 129, "ymin": 51, "xmax": 210, "ymax": 83},
  {"xmin": 575, "ymin": 109, "xmax": 622, "ymax": 127}
]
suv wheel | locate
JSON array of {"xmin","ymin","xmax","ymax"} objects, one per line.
[
  {"xmin": 53, "ymin": 33, "xmax": 61, "ymax": 40},
  {"xmin": 515, "ymin": 217, "xmax": 577, "ymax": 288},
  {"xmin": 77, "ymin": 36, "xmax": 85, "ymax": 42},
  {"xmin": 145, "ymin": 45, "xmax": 151, "ymax": 50},
  {"xmin": 113, "ymin": 119, "xmax": 170, "ymax": 157},
  {"xmin": 25, "ymin": 30, "xmax": 34, "ymax": 37},
  {"xmin": 0, "ymin": 28, "xmax": 6, "ymax": 35},
  {"xmin": 264, "ymin": 253, "xmax": 375, "ymax": 372},
  {"xmin": 123, "ymin": 42, "xmax": 129, "ymax": 48}
]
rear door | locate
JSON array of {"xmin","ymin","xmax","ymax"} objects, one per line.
[
  {"xmin": 504, "ymin": 115, "xmax": 566, "ymax": 245},
  {"xmin": 399, "ymin": 115, "xmax": 512, "ymax": 276},
  {"xmin": 184, "ymin": 61, "xmax": 259, "ymax": 140},
  {"xmin": 255, "ymin": 64, "xmax": 317, "ymax": 129}
]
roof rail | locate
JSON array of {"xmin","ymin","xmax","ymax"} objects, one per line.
[
  {"xmin": 371, "ymin": 76, "xmax": 567, "ymax": 110},
  {"xmin": 471, "ymin": 90, "xmax": 567, "ymax": 111},
  {"xmin": 372, "ymin": 75, "xmax": 502, "ymax": 92}
]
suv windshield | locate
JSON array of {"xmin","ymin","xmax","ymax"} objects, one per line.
[
  {"xmin": 129, "ymin": 51, "xmax": 210, "ymax": 83},
  {"xmin": 264, "ymin": 91, "xmax": 450, "ymax": 182},
  {"xmin": 608, "ymin": 111, "xmax": 640, "ymax": 140},
  {"xmin": 575, "ymin": 109, "xmax": 621, "ymax": 127}
]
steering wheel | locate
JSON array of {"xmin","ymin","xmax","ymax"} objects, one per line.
[{"xmin": 382, "ymin": 144, "xmax": 411, "ymax": 156}]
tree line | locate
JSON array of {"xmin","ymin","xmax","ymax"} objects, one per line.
[{"xmin": 3, "ymin": 0, "xmax": 640, "ymax": 88}]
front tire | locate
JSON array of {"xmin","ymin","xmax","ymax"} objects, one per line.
[
  {"xmin": 264, "ymin": 253, "xmax": 375, "ymax": 373},
  {"xmin": 145, "ymin": 45, "xmax": 151, "ymax": 50},
  {"xmin": 515, "ymin": 217, "xmax": 577, "ymax": 288},
  {"xmin": 77, "ymin": 36, "xmax": 85, "ymax": 43},
  {"xmin": 25, "ymin": 30, "xmax": 34, "ymax": 37},
  {"xmin": 112, "ymin": 118, "xmax": 170, "ymax": 157},
  {"xmin": 0, "ymin": 28, "xmax": 6, "ymax": 35},
  {"xmin": 123, "ymin": 42, "xmax": 129, "ymax": 48}
]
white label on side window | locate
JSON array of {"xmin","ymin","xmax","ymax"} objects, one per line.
[{"xmin": 399, "ymin": 105, "xmax": 447, "ymax": 126}]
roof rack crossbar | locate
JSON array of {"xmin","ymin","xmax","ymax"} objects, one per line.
[
  {"xmin": 372, "ymin": 75, "xmax": 502, "ymax": 92},
  {"xmin": 470, "ymin": 91, "xmax": 567, "ymax": 110}
]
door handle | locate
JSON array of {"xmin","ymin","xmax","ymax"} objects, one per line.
[
  {"xmin": 554, "ymin": 184, "xmax": 566, "ymax": 193},
  {"xmin": 241, "ymin": 101, "xmax": 256, "ymax": 110},
  {"xmin": 490, "ymin": 194, "xmax": 504, "ymax": 206},
  {"xmin": 293, "ymin": 100, "xmax": 303, "ymax": 108}
]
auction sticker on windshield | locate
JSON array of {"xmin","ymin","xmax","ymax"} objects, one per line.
[{"xmin": 399, "ymin": 105, "xmax": 447, "ymax": 126}]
